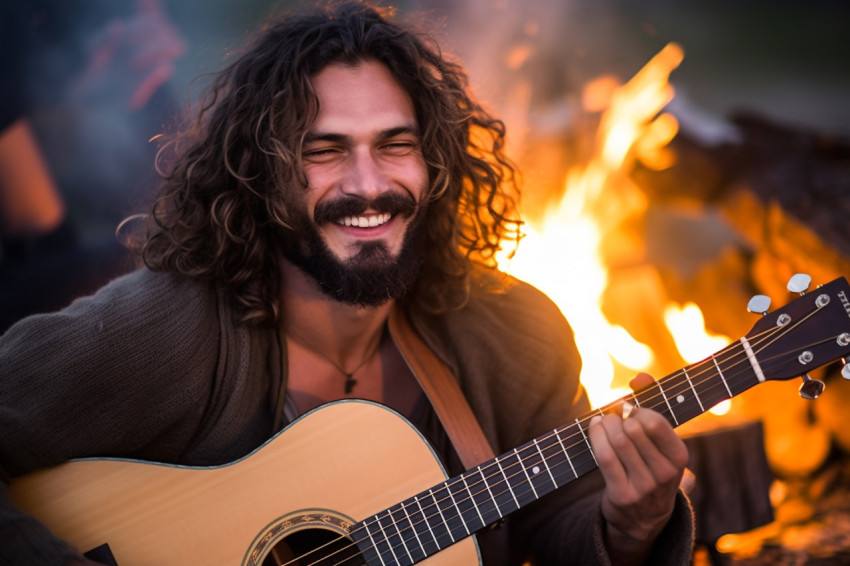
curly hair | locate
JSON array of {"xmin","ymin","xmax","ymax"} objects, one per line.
[{"xmin": 135, "ymin": 1, "xmax": 523, "ymax": 325}]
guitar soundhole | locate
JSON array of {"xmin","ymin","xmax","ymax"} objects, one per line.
[
  {"xmin": 262, "ymin": 528, "xmax": 365, "ymax": 566},
  {"xmin": 246, "ymin": 511, "xmax": 367, "ymax": 566}
]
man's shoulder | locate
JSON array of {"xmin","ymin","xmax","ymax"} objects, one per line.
[
  {"xmin": 464, "ymin": 273, "xmax": 570, "ymax": 333},
  {"xmin": 414, "ymin": 271, "xmax": 575, "ymax": 353},
  {"xmin": 63, "ymin": 268, "xmax": 220, "ymax": 329},
  {"xmin": 90, "ymin": 267, "xmax": 211, "ymax": 301}
]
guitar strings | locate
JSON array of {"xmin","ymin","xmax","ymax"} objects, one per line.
[
  {"xmin": 284, "ymin": 319, "xmax": 810, "ymax": 566},
  {"xmin": 283, "ymin": 307, "xmax": 833, "ymax": 566},
  {"xmin": 282, "ymin": 320, "xmax": 794, "ymax": 566}
]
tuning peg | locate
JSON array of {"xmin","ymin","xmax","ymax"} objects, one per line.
[
  {"xmin": 799, "ymin": 373, "xmax": 825, "ymax": 400},
  {"xmin": 788, "ymin": 273, "xmax": 812, "ymax": 295},
  {"xmin": 747, "ymin": 295, "xmax": 771, "ymax": 315},
  {"xmin": 842, "ymin": 359, "xmax": 850, "ymax": 380}
]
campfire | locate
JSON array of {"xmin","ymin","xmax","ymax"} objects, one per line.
[
  {"xmin": 493, "ymin": 40, "xmax": 850, "ymax": 565},
  {"xmin": 496, "ymin": 42, "xmax": 735, "ymax": 412}
]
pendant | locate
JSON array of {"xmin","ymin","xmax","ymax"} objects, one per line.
[{"xmin": 344, "ymin": 374, "xmax": 357, "ymax": 394}]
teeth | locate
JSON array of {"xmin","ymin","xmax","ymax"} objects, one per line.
[{"xmin": 339, "ymin": 213, "xmax": 391, "ymax": 228}]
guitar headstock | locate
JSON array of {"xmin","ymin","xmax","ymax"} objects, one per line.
[{"xmin": 744, "ymin": 275, "xmax": 850, "ymax": 397}]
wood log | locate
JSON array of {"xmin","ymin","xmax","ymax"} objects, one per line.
[{"xmin": 681, "ymin": 420, "xmax": 774, "ymax": 544}]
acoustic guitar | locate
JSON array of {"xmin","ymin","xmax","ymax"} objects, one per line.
[{"xmin": 10, "ymin": 275, "xmax": 850, "ymax": 566}]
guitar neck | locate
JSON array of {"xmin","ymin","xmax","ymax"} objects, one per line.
[{"xmin": 350, "ymin": 339, "xmax": 763, "ymax": 564}]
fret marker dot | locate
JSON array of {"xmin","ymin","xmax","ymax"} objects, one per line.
[
  {"xmin": 677, "ymin": 395, "xmax": 685, "ymax": 404},
  {"xmin": 532, "ymin": 466, "xmax": 540, "ymax": 475}
]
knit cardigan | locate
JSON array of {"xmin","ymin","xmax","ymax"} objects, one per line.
[{"xmin": 0, "ymin": 268, "xmax": 694, "ymax": 564}]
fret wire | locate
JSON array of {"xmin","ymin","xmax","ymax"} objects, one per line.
[
  {"xmin": 389, "ymin": 504, "xmax": 415, "ymax": 565},
  {"xmin": 461, "ymin": 474, "xmax": 485, "ymax": 530},
  {"xmin": 515, "ymin": 447, "xmax": 539, "ymax": 499},
  {"xmin": 408, "ymin": 496, "xmax": 432, "ymax": 557},
  {"xmin": 443, "ymin": 483, "xmax": 469, "ymax": 537},
  {"xmin": 375, "ymin": 511, "xmax": 400, "ymax": 566},
  {"xmin": 429, "ymin": 488, "xmax": 454, "ymax": 544},
  {"xmin": 396, "ymin": 505, "xmax": 428, "ymax": 563},
  {"xmin": 656, "ymin": 380, "xmax": 678, "ymax": 425},
  {"xmin": 478, "ymin": 466, "xmax": 501, "ymax": 517},
  {"xmin": 575, "ymin": 418, "xmax": 597, "ymax": 467},
  {"xmin": 554, "ymin": 427, "xmax": 577, "ymax": 479},
  {"xmin": 496, "ymin": 456, "xmax": 520, "ymax": 510},
  {"xmin": 712, "ymin": 353, "xmax": 733, "ymax": 397},
  {"xmin": 682, "ymin": 368, "xmax": 705, "ymax": 412},
  {"xmin": 364, "ymin": 515, "xmax": 389, "ymax": 566},
  {"xmin": 534, "ymin": 439, "xmax": 557, "ymax": 488}
]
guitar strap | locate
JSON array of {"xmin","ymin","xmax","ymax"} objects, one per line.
[{"xmin": 388, "ymin": 306, "xmax": 496, "ymax": 469}]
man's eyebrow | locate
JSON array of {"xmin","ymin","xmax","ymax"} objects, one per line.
[
  {"xmin": 303, "ymin": 131, "xmax": 351, "ymax": 144},
  {"xmin": 302, "ymin": 125, "xmax": 420, "ymax": 144},
  {"xmin": 378, "ymin": 125, "xmax": 421, "ymax": 140}
]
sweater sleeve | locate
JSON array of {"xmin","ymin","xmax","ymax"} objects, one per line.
[{"xmin": 0, "ymin": 269, "xmax": 222, "ymax": 563}]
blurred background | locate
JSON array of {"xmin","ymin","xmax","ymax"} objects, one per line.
[{"xmin": 2, "ymin": 1, "xmax": 849, "ymax": 563}]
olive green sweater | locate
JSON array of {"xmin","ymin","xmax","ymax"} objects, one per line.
[{"xmin": 0, "ymin": 268, "xmax": 693, "ymax": 564}]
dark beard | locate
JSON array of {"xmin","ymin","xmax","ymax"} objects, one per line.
[{"xmin": 280, "ymin": 193, "xmax": 424, "ymax": 307}]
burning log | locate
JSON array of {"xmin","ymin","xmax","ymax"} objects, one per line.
[
  {"xmin": 681, "ymin": 420, "xmax": 774, "ymax": 551},
  {"xmin": 632, "ymin": 110, "xmax": 850, "ymax": 292}
]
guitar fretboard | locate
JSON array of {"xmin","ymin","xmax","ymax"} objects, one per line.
[{"xmin": 350, "ymin": 338, "xmax": 763, "ymax": 566}]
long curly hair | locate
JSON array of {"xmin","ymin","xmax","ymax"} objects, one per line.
[{"xmin": 135, "ymin": 1, "xmax": 523, "ymax": 325}]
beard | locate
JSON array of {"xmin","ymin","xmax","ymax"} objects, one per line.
[{"xmin": 280, "ymin": 192, "xmax": 425, "ymax": 307}]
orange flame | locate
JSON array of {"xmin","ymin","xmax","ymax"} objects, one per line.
[{"xmin": 497, "ymin": 43, "xmax": 729, "ymax": 409}]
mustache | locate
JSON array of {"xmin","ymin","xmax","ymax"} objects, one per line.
[{"xmin": 313, "ymin": 192, "xmax": 418, "ymax": 225}]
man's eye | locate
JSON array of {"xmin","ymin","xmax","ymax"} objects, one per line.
[
  {"xmin": 304, "ymin": 147, "xmax": 343, "ymax": 162},
  {"xmin": 382, "ymin": 141, "xmax": 418, "ymax": 155}
]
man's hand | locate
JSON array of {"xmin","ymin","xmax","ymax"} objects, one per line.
[{"xmin": 588, "ymin": 373, "xmax": 689, "ymax": 565}]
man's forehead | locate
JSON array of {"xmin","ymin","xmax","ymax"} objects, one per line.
[{"xmin": 309, "ymin": 61, "xmax": 418, "ymax": 134}]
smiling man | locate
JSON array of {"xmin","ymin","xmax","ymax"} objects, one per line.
[
  {"xmin": 0, "ymin": 3, "xmax": 694, "ymax": 565},
  {"xmin": 282, "ymin": 61, "xmax": 428, "ymax": 309}
]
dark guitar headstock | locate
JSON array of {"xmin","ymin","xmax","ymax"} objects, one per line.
[{"xmin": 743, "ymin": 274, "xmax": 850, "ymax": 399}]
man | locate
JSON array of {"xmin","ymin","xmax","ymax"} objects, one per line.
[{"xmin": 0, "ymin": 2, "xmax": 693, "ymax": 564}]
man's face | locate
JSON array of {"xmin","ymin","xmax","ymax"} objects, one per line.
[{"xmin": 280, "ymin": 60, "xmax": 430, "ymax": 306}]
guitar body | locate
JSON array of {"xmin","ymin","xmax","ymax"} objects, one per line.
[{"xmin": 9, "ymin": 401, "xmax": 480, "ymax": 565}]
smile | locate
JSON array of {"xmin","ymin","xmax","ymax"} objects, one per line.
[{"xmin": 336, "ymin": 212, "xmax": 392, "ymax": 228}]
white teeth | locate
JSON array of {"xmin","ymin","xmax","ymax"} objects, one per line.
[{"xmin": 338, "ymin": 213, "xmax": 391, "ymax": 228}]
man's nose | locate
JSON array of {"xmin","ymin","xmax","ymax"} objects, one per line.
[{"xmin": 341, "ymin": 148, "xmax": 390, "ymax": 200}]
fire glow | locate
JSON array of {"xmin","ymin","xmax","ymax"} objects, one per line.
[{"xmin": 497, "ymin": 43, "xmax": 732, "ymax": 414}]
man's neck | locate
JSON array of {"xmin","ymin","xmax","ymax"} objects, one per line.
[{"xmin": 280, "ymin": 259, "xmax": 393, "ymax": 364}]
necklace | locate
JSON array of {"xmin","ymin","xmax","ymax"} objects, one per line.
[{"xmin": 286, "ymin": 331, "xmax": 383, "ymax": 394}]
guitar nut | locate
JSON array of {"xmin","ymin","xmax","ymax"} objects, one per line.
[
  {"xmin": 777, "ymin": 314, "xmax": 792, "ymax": 327},
  {"xmin": 838, "ymin": 333, "xmax": 850, "ymax": 347},
  {"xmin": 816, "ymin": 294, "xmax": 831, "ymax": 308},
  {"xmin": 799, "ymin": 351, "xmax": 814, "ymax": 365}
]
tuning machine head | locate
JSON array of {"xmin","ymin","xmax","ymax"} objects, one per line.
[
  {"xmin": 799, "ymin": 373, "xmax": 826, "ymax": 400},
  {"xmin": 747, "ymin": 295, "xmax": 771, "ymax": 316},
  {"xmin": 788, "ymin": 273, "xmax": 812, "ymax": 295}
]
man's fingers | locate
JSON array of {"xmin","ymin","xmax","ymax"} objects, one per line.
[{"xmin": 628, "ymin": 409, "xmax": 690, "ymax": 472}]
